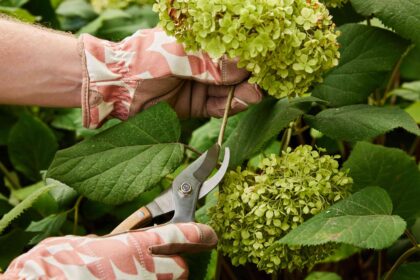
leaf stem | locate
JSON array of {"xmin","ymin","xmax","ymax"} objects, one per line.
[
  {"xmin": 217, "ymin": 87, "xmax": 235, "ymax": 147},
  {"xmin": 0, "ymin": 161, "xmax": 20, "ymax": 190},
  {"xmin": 409, "ymin": 137, "xmax": 419, "ymax": 156},
  {"xmin": 384, "ymin": 245, "xmax": 420, "ymax": 280},
  {"xmin": 73, "ymin": 196, "xmax": 83, "ymax": 235},
  {"xmin": 377, "ymin": 250, "xmax": 382, "ymax": 280},
  {"xmin": 405, "ymin": 229, "xmax": 418, "ymax": 247},
  {"xmin": 383, "ymin": 44, "xmax": 415, "ymax": 103},
  {"xmin": 184, "ymin": 144, "xmax": 202, "ymax": 156}
]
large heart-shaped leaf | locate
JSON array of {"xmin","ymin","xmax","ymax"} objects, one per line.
[
  {"xmin": 47, "ymin": 103, "xmax": 184, "ymax": 205},
  {"xmin": 351, "ymin": 0, "xmax": 420, "ymax": 45},
  {"xmin": 8, "ymin": 114, "xmax": 58, "ymax": 181},
  {"xmin": 343, "ymin": 142, "xmax": 420, "ymax": 225},
  {"xmin": 278, "ymin": 187, "xmax": 406, "ymax": 249},
  {"xmin": 305, "ymin": 104, "xmax": 420, "ymax": 142},
  {"xmin": 312, "ymin": 24, "xmax": 409, "ymax": 106}
]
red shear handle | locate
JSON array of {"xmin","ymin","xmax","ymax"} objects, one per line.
[{"xmin": 111, "ymin": 207, "xmax": 152, "ymax": 234}]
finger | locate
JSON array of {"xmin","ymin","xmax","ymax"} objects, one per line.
[
  {"xmin": 151, "ymin": 255, "xmax": 188, "ymax": 280},
  {"xmin": 143, "ymin": 223, "xmax": 218, "ymax": 255},
  {"xmin": 206, "ymin": 82, "xmax": 263, "ymax": 117},
  {"xmin": 219, "ymin": 57, "xmax": 250, "ymax": 85},
  {"xmin": 185, "ymin": 55, "xmax": 249, "ymax": 85}
]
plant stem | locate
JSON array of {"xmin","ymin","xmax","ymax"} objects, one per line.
[
  {"xmin": 384, "ymin": 245, "xmax": 420, "ymax": 280},
  {"xmin": 184, "ymin": 144, "xmax": 202, "ymax": 156},
  {"xmin": 377, "ymin": 250, "xmax": 382, "ymax": 280},
  {"xmin": 409, "ymin": 137, "xmax": 419, "ymax": 156},
  {"xmin": 73, "ymin": 196, "xmax": 83, "ymax": 235},
  {"xmin": 217, "ymin": 87, "xmax": 235, "ymax": 147},
  {"xmin": 280, "ymin": 122, "xmax": 294, "ymax": 153},
  {"xmin": 383, "ymin": 44, "xmax": 415, "ymax": 103},
  {"xmin": 0, "ymin": 161, "xmax": 20, "ymax": 190},
  {"xmin": 405, "ymin": 229, "xmax": 418, "ymax": 247}
]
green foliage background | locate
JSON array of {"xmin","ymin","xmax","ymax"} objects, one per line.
[{"xmin": 1, "ymin": 0, "xmax": 420, "ymax": 279}]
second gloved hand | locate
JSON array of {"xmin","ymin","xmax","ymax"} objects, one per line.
[
  {"xmin": 79, "ymin": 28, "xmax": 262, "ymax": 128},
  {"xmin": 3, "ymin": 223, "xmax": 217, "ymax": 280}
]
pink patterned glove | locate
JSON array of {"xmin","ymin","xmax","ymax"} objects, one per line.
[
  {"xmin": 79, "ymin": 27, "xmax": 262, "ymax": 128},
  {"xmin": 2, "ymin": 223, "xmax": 217, "ymax": 280}
]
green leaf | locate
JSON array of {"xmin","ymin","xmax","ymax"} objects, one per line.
[
  {"xmin": 305, "ymin": 104, "xmax": 420, "ymax": 142},
  {"xmin": 393, "ymin": 263, "xmax": 420, "ymax": 280},
  {"xmin": 0, "ymin": 6, "xmax": 38, "ymax": 22},
  {"xmin": 343, "ymin": 142, "xmax": 420, "ymax": 224},
  {"xmin": 96, "ymin": 5, "xmax": 159, "ymax": 41},
  {"xmin": 390, "ymin": 81, "xmax": 420, "ymax": 101},
  {"xmin": 223, "ymin": 97, "xmax": 305, "ymax": 167},
  {"xmin": 0, "ymin": 184, "xmax": 54, "ymax": 234},
  {"xmin": 184, "ymin": 251, "xmax": 213, "ymax": 280},
  {"xmin": 77, "ymin": 9, "xmax": 130, "ymax": 35},
  {"xmin": 278, "ymin": 187, "xmax": 406, "ymax": 249},
  {"xmin": 0, "ymin": 229, "xmax": 33, "ymax": 271},
  {"xmin": 51, "ymin": 108, "xmax": 120, "ymax": 138},
  {"xmin": 26, "ymin": 212, "xmax": 67, "ymax": 244},
  {"xmin": 321, "ymin": 244, "xmax": 360, "ymax": 263},
  {"xmin": 350, "ymin": 0, "xmax": 420, "ymax": 45},
  {"xmin": 312, "ymin": 24, "xmax": 409, "ymax": 106},
  {"xmin": 46, "ymin": 178, "xmax": 78, "ymax": 209},
  {"xmin": 12, "ymin": 181, "xmax": 58, "ymax": 216},
  {"xmin": 0, "ymin": 194, "xmax": 12, "ymax": 217},
  {"xmin": 56, "ymin": 0, "xmax": 96, "ymax": 19},
  {"xmin": 0, "ymin": 108, "xmax": 17, "ymax": 146},
  {"xmin": 0, "ymin": 0, "xmax": 29, "ymax": 7},
  {"xmin": 406, "ymin": 102, "xmax": 420, "ymax": 123},
  {"xmin": 47, "ymin": 103, "xmax": 184, "ymax": 205},
  {"xmin": 305, "ymin": 272, "xmax": 342, "ymax": 280},
  {"xmin": 401, "ymin": 46, "xmax": 420, "ymax": 80},
  {"xmin": 8, "ymin": 114, "xmax": 58, "ymax": 181}
]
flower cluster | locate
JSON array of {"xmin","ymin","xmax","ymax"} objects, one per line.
[
  {"xmin": 154, "ymin": 0, "xmax": 340, "ymax": 99},
  {"xmin": 209, "ymin": 145, "xmax": 352, "ymax": 273}
]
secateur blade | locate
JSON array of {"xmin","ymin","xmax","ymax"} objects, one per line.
[
  {"xmin": 170, "ymin": 143, "xmax": 221, "ymax": 223},
  {"xmin": 110, "ymin": 145, "xmax": 230, "ymax": 233}
]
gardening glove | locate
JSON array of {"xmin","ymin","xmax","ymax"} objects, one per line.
[
  {"xmin": 2, "ymin": 223, "xmax": 217, "ymax": 280},
  {"xmin": 79, "ymin": 27, "xmax": 262, "ymax": 128}
]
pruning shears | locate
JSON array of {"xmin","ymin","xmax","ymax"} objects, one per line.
[{"xmin": 111, "ymin": 143, "xmax": 230, "ymax": 234}]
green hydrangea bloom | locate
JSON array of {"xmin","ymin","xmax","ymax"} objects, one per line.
[
  {"xmin": 154, "ymin": 0, "xmax": 340, "ymax": 99},
  {"xmin": 209, "ymin": 145, "xmax": 352, "ymax": 274},
  {"xmin": 91, "ymin": 0, "xmax": 155, "ymax": 13},
  {"xmin": 321, "ymin": 0, "xmax": 349, "ymax": 8}
]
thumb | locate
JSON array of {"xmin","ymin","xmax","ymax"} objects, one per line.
[{"xmin": 143, "ymin": 223, "xmax": 218, "ymax": 255}]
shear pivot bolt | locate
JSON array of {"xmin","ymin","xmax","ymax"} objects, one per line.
[{"xmin": 179, "ymin": 183, "xmax": 192, "ymax": 195}]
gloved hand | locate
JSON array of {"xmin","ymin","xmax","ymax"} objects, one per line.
[
  {"xmin": 3, "ymin": 223, "xmax": 217, "ymax": 280},
  {"xmin": 79, "ymin": 27, "xmax": 262, "ymax": 128}
]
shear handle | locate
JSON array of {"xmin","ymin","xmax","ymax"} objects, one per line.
[{"xmin": 110, "ymin": 207, "xmax": 152, "ymax": 234}]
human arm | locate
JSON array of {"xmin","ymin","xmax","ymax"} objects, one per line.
[
  {"xmin": 0, "ymin": 17, "xmax": 82, "ymax": 107},
  {"xmin": 0, "ymin": 17, "xmax": 262, "ymax": 128}
]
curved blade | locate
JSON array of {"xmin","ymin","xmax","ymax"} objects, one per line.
[
  {"xmin": 199, "ymin": 147, "xmax": 230, "ymax": 198},
  {"xmin": 192, "ymin": 144, "xmax": 220, "ymax": 182}
]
